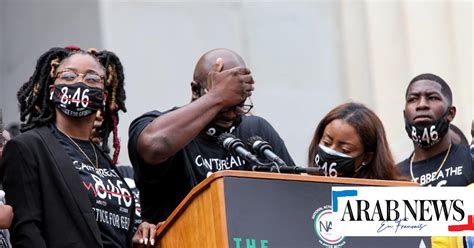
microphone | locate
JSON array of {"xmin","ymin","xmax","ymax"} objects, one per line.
[
  {"xmin": 247, "ymin": 136, "xmax": 287, "ymax": 167},
  {"xmin": 217, "ymin": 133, "xmax": 260, "ymax": 165},
  {"xmin": 251, "ymin": 165, "xmax": 323, "ymax": 175}
]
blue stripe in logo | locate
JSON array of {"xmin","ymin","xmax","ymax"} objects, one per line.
[{"xmin": 332, "ymin": 190, "xmax": 358, "ymax": 212}]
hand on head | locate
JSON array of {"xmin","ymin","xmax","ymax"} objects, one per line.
[{"xmin": 205, "ymin": 57, "xmax": 255, "ymax": 108}]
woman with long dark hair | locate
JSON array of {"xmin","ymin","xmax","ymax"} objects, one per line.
[{"xmin": 308, "ymin": 102, "xmax": 402, "ymax": 180}]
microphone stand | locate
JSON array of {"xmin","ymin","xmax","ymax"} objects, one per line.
[
  {"xmin": 250, "ymin": 164, "xmax": 323, "ymax": 175},
  {"xmin": 217, "ymin": 133, "xmax": 323, "ymax": 175}
]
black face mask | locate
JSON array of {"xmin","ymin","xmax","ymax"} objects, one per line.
[
  {"xmin": 315, "ymin": 144, "xmax": 364, "ymax": 177},
  {"xmin": 404, "ymin": 110, "xmax": 450, "ymax": 148},
  {"xmin": 50, "ymin": 82, "xmax": 104, "ymax": 118}
]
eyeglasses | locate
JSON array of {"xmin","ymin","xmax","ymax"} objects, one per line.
[
  {"xmin": 237, "ymin": 97, "xmax": 254, "ymax": 115},
  {"xmin": 221, "ymin": 97, "xmax": 254, "ymax": 116},
  {"xmin": 55, "ymin": 71, "xmax": 104, "ymax": 84}
]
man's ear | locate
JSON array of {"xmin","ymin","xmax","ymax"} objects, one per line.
[
  {"xmin": 447, "ymin": 106, "xmax": 456, "ymax": 123},
  {"xmin": 191, "ymin": 80, "xmax": 201, "ymax": 101}
]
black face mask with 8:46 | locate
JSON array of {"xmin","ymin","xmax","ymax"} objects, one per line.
[
  {"xmin": 404, "ymin": 110, "xmax": 450, "ymax": 148},
  {"xmin": 315, "ymin": 144, "xmax": 359, "ymax": 177},
  {"xmin": 50, "ymin": 82, "xmax": 104, "ymax": 118}
]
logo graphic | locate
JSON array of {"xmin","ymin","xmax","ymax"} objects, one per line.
[
  {"xmin": 331, "ymin": 187, "xmax": 474, "ymax": 236},
  {"xmin": 312, "ymin": 205, "xmax": 345, "ymax": 247}
]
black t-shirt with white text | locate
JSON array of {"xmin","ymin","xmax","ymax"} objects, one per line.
[
  {"xmin": 51, "ymin": 125, "xmax": 134, "ymax": 247},
  {"xmin": 398, "ymin": 143, "xmax": 474, "ymax": 187},
  {"xmin": 116, "ymin": 165, "xmax": 142, "ymax": 234},
  {"xmin": 128, "ymin": 109, "xmax": 295, "ymax": 223}
]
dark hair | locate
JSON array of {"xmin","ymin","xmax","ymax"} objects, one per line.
[
  {"xmin": 308, "ymin": 102, "xmax": 402, "ymax": 180},
  {"xmin": 406, "ymin": 73, "xmax": 453, "ymax": 106},
  {"xmin": 17, "ymin": 47, "xmax": 126, "ymax": 164}
]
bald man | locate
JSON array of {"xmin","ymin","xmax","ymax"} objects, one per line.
[{"xmin": 128, "ymin": 49, "xmax": 294, "ymax": 223}]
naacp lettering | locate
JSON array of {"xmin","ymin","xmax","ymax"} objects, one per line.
[{"xmin": 312, "ymin": 205, "xmax": 346, "ymax": 247}]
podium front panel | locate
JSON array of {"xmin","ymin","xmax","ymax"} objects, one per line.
[{"xmin": 223, "ymin": 176, "xmax": 430, "ymax": 248}]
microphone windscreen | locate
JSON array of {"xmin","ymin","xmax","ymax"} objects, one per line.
[
  {"xmin": 247, "ymin": 136, "xmax": 263, "ymax": 151},
  {"xmin": 247, "ymin": 136, "xmax": 263, "ymax": 145},
  {"xmin": 217, "ymin": 133, "xmax": 236, "ymax": 147}
]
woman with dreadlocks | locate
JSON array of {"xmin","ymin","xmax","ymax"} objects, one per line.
[{"xmin": 0, "ymin": 46, "xmax": 156, "ymax": 247}]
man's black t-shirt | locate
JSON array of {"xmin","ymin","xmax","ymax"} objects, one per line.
[
  {"xmin": 128, "ymin": 109, "xmax": 295, "ymax": 223},
  {"xmin": 398, "ymin": 143, "xmax": 474, "ymax": 186},
  {"xmin": 51, "ymin": 125, "xmax": 134, "ymax": 247}
]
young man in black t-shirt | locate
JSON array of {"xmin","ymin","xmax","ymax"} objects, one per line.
[
  {"xmin": 128, "ymin": 49, "xmax": 294, "ymax": 223},
  {"xmin": 398, "ymin": 73, "xmax": 473, "ymax": 187}
]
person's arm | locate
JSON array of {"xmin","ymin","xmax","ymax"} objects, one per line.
[
  {"xmin": 137, "ymin": 60, "xmax": 254, "ymax": 166},
  {"xmin": 1, "ymin": 139, "xmax": 47, "ymax": 248}
]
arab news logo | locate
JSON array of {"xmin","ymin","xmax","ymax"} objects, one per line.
[{"xmin": 312, "ymin": 205, "xmax": 345, "ymax": 247}]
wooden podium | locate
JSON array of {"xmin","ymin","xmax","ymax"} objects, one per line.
[{"xmin": 154, "ymin": 171, "xmax": 430, "ymax": 248}]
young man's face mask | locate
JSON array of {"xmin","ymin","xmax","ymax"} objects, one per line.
[{"xmin": 404, "ymin": 110, "xmax": 450, "ymax": 148}]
